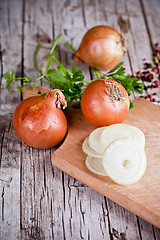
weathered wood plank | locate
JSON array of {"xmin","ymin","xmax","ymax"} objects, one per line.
[
  {"xmin": 141, "ymin": 0, "xmax": 160, "ymax": 104},
  {"xmin": 19, "ymin": 1, "xmax": 60, "ymax": 239},
  {"xmin": 61, "ymin": 175, "xmax": 110, "ymax": 239},
  {"xmin": 0, "ymin": 0, "xmax": 23, "ymax": 111},
  {"xmin": 0, "ymin": 0, "xmax": 23, "ymax": 239},
  {"xmin": 0, "ymin": 113, "xmax": 21, "ymax": 240}
]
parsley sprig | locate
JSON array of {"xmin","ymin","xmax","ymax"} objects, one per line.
[
  {"xmin": 92, "ymin": 63, "xmax": 144, "ymax": 108},
  {"xmin": 5, "ymin": 34, "xmax": 91, "ymax": 108},
  {"xmin": 5, "ymin": 34, "xmax": 143, "ymax": 109},
  {"xmin": 92, "ymin": 62, "xmax": 144, "ymax": 95}
]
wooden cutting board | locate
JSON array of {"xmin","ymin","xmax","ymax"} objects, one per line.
[{"xmin": 51, "ymin": 98, "xmax": 160, "ymax": 228}]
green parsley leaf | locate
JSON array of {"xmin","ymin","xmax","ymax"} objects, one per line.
[
  {"xmin": 17, "ymin": 86, "xmax": 23, "ymax": 92},
  {"xmin": 93, "ymin": 62, "xmax": 144, "ymax": 96},
  {"xmin": 5, "ymin": 68, "xmax": 15, "ymax": 89},
  {"xmin": 47, "ymin": 69, "xmax": 66, "ymax": 88}
]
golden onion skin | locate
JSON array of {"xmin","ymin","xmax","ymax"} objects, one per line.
[
  {"xmin": 12, "ymin": 90, "xmax": 68, "ymax": 149},
  {"xmin": 81, "ymin": 79, "xmax": 130, "ymax": 127},
  {"xmin": 74, "ymin": 25, "xmax": 125, "ymax": 70}
]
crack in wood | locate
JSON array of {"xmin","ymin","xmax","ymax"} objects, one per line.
[
  {"xmin": 0, "ymin": 130, "xmax": 5, "ymax": 168},
  {"xmin": 61, "ymin": 211, "xmax": 66, "ymax": 240},
  {"xmin": 1, "ymin": 187, "xmax": 4, "ymax": 221},
  {"xmin": 20, "ymin": 0, "xmax": 25, "ymax": 102},
  {"xmin": 112, "ymin": 227, "xmax": 127, "ymax": 240},
  {"xmin": 50, "ymin": 198, "xmax": 55, "ymax": 240},
  {"xmin": 62, "ymin": 171, "xmax": 66, "ymax": 211},
  {"xmin": 20, "ymin": 142, "xmax": 23, "ymax": 230},
  {"xmin": 80, "ymin": 199, "xmax": 85, "ymax": 224},
  {"xmin": 43, "ymin": 157, "xmax": 47, "ymax": 191},
  {"xmin": 0, "ymin": 41, "xmax": 3, "ymax": 91},
  {"xmin": 81, "ymin": 0, "xmax": 87, "ymax": 28},
  {"xmin": 137, "ymin": 216, "xmax": 143, "ymax": 240},
  {"xmin": 104, "ymin": 197, "xmax": 114, "ymax": 240},
  {"xmin": 7, "ymin": 0, "xmax": 11, "ymax": 35},
  {"xmin": 139, "ymin": 0, "xmax": 154, "ymax": 51}
]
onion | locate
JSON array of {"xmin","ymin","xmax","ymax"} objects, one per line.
[
  {"xmin": 12, "ymin": 89, "xmax": 68, "ymax": 149},
  {"xmin": 81, "ymin": 79, "xmax": 130, "ymax": 127},
  {"xmin": 74, "ymin": 25, "xmax": 125, "ymax": 70}
]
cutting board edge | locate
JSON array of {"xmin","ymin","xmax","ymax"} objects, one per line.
[{"xmin": 52, "ymin": 155, "xmax": 160, "ymax": 229}]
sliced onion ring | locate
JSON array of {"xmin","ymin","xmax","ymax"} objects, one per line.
[
  {"xmin": 82, "ymin": 137, "xmax": 103, "ymax": 158},
  {"xmin": 88, "ymin": 127, "xmax": 106, "ymax": 153},
  {"xmin": 85, "ymin": 155, "xmax": 108, "ymax": 176},
  {"xmin": 101, "ymin": 124, "xmax": 145, "ymax": 150},
  {"xmin": 102, "ymin": 137, "xmax": 147, "ymax": 185}
]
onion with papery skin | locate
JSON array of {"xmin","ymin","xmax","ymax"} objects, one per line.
[
  {"xmin": 74, "ymin": 25, "xmax": 126, "ymax": 70},
  {"xmin": 81, "ymin": 79, "xmax": 130, "ymax": 127},
  {"xmin": 12, "ymin": 89, "xmax": 67, "ymax": 149}
]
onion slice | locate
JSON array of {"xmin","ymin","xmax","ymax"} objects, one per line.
[
  {"xmin": 82, "ymin": 137, "xmax": 103, "ymax": 158},
  {"xmin": 85, "ymin": 155, "xmax": 108, "ymax": 176},
  {"xmin": 102, "ymin": 138, "xmax": 147, "ymax": 185},
  {"xmin": 101, "ymin": 124, "xmax": 145, "ymax": 150},
  {"xmin": 88, "ymin": 127, "xmax": 106, "ymax": 153}
]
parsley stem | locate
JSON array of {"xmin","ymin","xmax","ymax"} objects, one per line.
[
  {"xmin": 52, "ymin": 56, "xmax": 72, "ymax": 75},
  {"xmin": 32, "ymin": 74, "xmax": 46, "ymax": 88},
  {"xmin": 34, "ymin": 42, "xmax": 43, "ymax": 75},
  {"xmin": 46, "ymin": 33, "xmax": 62, "ymax": 72},
  {"xmin": 66, "ymin": 42, "xmax": 76, "ymax": 53},
  {"xmin": 34, "ymin": 42, "xmax": 50, "ymax": 81},
  {"xmin": 91, "ymin": 67, "xmax": 104, "ymax": 78},
  {"xmin": 50, "ymin": 33, "xmax": 62, "ymax": 55},
  {"xmin": 83, "ymin": 80, "xmax": 92, "ymax": 84}
]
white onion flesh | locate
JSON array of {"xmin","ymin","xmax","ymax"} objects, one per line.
[
  {"xmin": 101, "ymin": 124, "xmax": 145, "ymax": 150},
  {"xmin": 88, "ymin": 127, "xmax": 106, "ymax": 153},
  {"xmin": 102, "ymin": 138, "xmax": 147, "ymax": 185},
  {"xmin": 82, "ymin": 137, "xmax": 103, "ymax": 158},
  {"xmin": 82, "ymin": 124, "xmax": 147, "ymax": 185},
  {"xmin": 85, "ymin": 155, "xmax": 108, "ymax": 176}
]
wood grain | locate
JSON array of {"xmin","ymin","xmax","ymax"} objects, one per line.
[{"xmin": 52, "ymin": 98, "xmax": 160, "ymax": 228}]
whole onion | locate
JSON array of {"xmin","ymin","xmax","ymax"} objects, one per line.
[
  {"xmin": 74, "ymin": 25, "xmax": 126, "ymax": 70},
  {"xmin": 12, "ymin": 89, "xmax": 68, "ymax": 149},
  {"xmin": 81, "ymin": 79, "xmax": 130, "ymax": 127}
]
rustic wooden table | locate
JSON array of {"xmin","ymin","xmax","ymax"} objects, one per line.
[{"xmin": 0, "ymin": 0, "xmax": 160, "ymax": 239}]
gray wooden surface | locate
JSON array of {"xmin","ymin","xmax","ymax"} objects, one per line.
[{"xmin": 0, "ymin": 0, "xmax": 160, "ymax": 239}]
